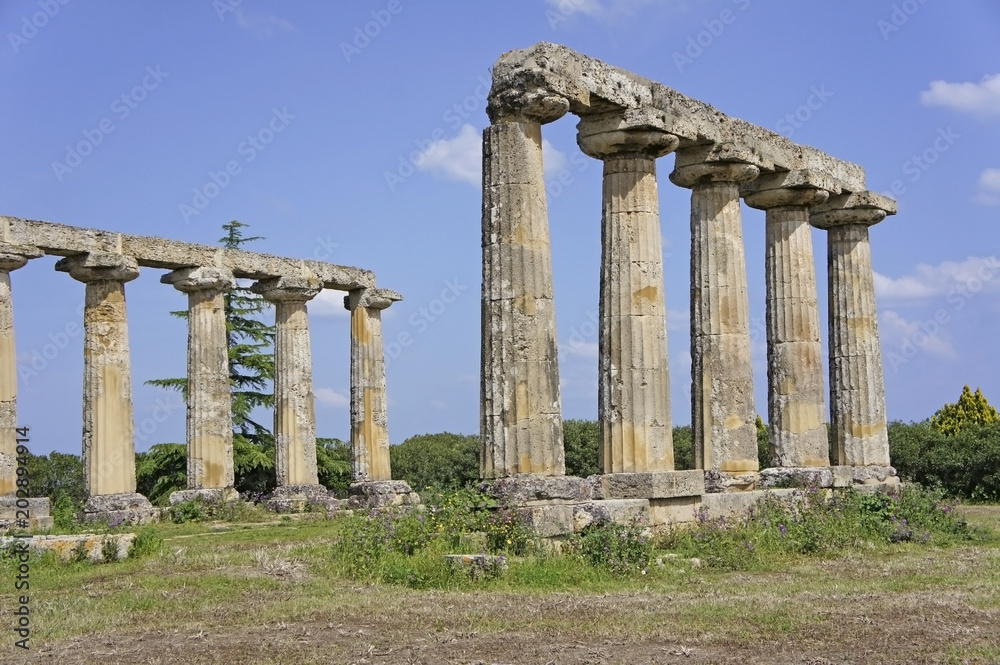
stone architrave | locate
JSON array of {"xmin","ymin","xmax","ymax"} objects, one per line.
[
  {"xmin": 0, "ymin": 243, "xmax": 42, "ymax": 497},
  {"xmin": 481, "ymin": 87, "xmax": 570, "ymax": 479},
  {"xmin": 744, "ymin": 173, "xmax": 831, "ymax": 468},
  {"xmin": 577, "ymin": 110, "xmax": 680, "ymax": 473},
  {"xmin": 161, "ymin": 267, "xmax": 236, "ymax": 491},
  {"xmin": 344, "ymin": 288, "xmax": 400, "ymax": 483},
  {"xmin": 55, "ymin": 252, "xmax": 154, "ymax": 520},
  {"xmin": 670, "ymin": 151, "xmax": 760, "ymax": 485},
  {"xmin": 253, "ymin": 276, "xmax": 323, "ymax": 487},
  {"xmin": 811, "ymin": 192, "xmax": 896, "ymax": 468}
]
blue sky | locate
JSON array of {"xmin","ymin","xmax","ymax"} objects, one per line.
[{"xmin": 2, "ymin": 0, "xmax": 998, "ymax": 456}]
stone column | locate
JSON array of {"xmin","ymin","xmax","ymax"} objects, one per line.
[
  {"xmin": 744, "ymin": 173, "xmax": 830, "ymax": 470},
  {"xmin": 577, "ymin": 111, "xmax": 679, "ymax": 474},
  {"xmin": 670, "ymin": 151, "xmax": 760, "ymax": 491},
  {"xmin": 481, "ymin": 87, "xmax": 570, "ymax": 479},
  {"xmin": 252, "ymin": 276, "xmax": 323, "ymax": 490},
  {"xmin": 162, "ymin": 267, "xmax": 237, "ymax": 504},
  {"xmin": 55, "ymin": 253, "xmax": 155, "ymax": 523},
  {"xmin": 811, "ymin": 192, "xmax": 897, "ymax": 480},
  {"xmin": 0, "ymin": 243, "xmax": 42, "ymax": 497}
]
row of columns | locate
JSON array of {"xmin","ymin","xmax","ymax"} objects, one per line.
[
  {"xmin": 0, "ymin": 246, "xmax": 399, "ymax": 506},
  {"xmin": 480, "ymin": 96, "xmax": 894, "ymax": 482}
]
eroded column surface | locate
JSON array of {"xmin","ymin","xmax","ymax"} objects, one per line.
[
  {"xmin": 578, "ymin": 113, "xmax": 679, "ymax": 473},
  {"xmin": 0, "ymin": 244, "xmax": 42, "ymax": 497},
  {"xmin": 56, "ymin": 253, "xmax": 153, "ymax": 518},
  {"xmin": 811, "ymin": 194, "xmax": 896, "ymax": 469},
  {"xmin": 481, "ymin": 89, "xmax": 570, "ymax": 478},
  {"xmin": 744, "ymin": 181, "xmax": 829, "ymax": 468},
  {"xmin": 253, "ymin": 277, "xmax": 322, "ymax": 487},
  {"xmin": 345, "ymin": 288, "xmax": 400, "ymax": 482},
  {"xmin": 162, "ymin": 267, "xmax": 236, "ymax": 491},
  {"xmin": 670, "ymin": 157, "xmax": 759, "ymax": 482}
]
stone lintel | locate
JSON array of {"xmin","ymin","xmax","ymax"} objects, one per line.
[
  {"xmin": 670, "ymin": 155, "xmax": 760, "ymax": 189},
  {"xmin": 55, "ymin": 252, "xmax": 140, "ymax": 283},
  {"xmin": 251, "ymin": 275, "xmax": 322, "ymax": 302},
  {"xmin": 741, "ymin": 170, "xmax": 840, "ymax": 210},
  {"xmin": 161, "ymin": 266, "xmax": 236, "ymax": 293},
  {"xmin": 489, "ymin": 43, "xmax": 867, "ymax": 191},
  {"xmin": 810, "ymin": 191, "xmax": 897, "ymax": 229},
  {"xmin": 590, "ymin": 470, "xmax": 705, "ymax": 500},
  {"xmin": 345, "ymin": 288, "xmax": 403, "ymax": 312},
  {"xmin": 488, "ymin": 474, "xmax": 592, "ymax": 503}
]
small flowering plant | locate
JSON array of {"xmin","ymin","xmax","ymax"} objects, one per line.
[{"xmin": 571, "ymin": 515, "xmax": 653, "ymax": 576}]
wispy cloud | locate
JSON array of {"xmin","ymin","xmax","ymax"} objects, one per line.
[
  {"xmin": 874, "ymin": 256, "xmax": 1000, "ymax": 302},
  {"xmin": 881, "ymin": 310, "xmax": 956, "ymax": 359},
  {"xmin": 545, "ymin": 0, "xmax": 678, "ymax": 20},
  {"xmin": 310, "ymin": 289, "xmax": 349, "ymax": 317},
  {"xmin": 236, "ymin": 10, "xmax": 296, "ymax": 39},
  {"xmin": 974, "ymin": 168, "xmax": 1000, "ymax": 206},
  {"xmin": 920, "ymin": 73, "xmax": 1000, "ymax": 117},
  {"xmin": 315, "ymin": 387, "xmax": 349, "ymax": 408}
]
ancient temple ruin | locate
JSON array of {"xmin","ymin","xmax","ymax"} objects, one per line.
[
  {"xmin": 480, "ymin": 43, "xmax": 897, "ymax": 533},
  {"xmin": 0, "ymin": 216, "xmax": 415, "ymax": 524}
]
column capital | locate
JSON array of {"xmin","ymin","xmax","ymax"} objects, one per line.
[
  {"xmin": 251, "ymin": 276, "xmax": 322, "ymax": 303},
  {"xmin": 487, "ymin": 86, "xmax": 570, "ymax": 125},
  {"xmin": 577, "ymin": 108, "xmax": 679, "ymax": 160},
  {"xmin": 810, "ymin": 191, "xmax": 897, "ymax": 230},
  {"xmin": 742, "ymin": 170, "xmax": 834, "ymax": 210},
  {"xmin": 345, "ymin": 288, "xmax": 402, "ymax": 312},
  {"xmin": 55, "ymin": 252, "xmax": 139, "ymax": 283},
  {"xmin": 0, "ymin": 243, "xmax": 43, "ymax": 271},
  {"xmin": 670, "ymin": 145, "xmax": 759, "ymax": 189},
  {"xmin": 161, "ymin": 266, "xmax": 236, "ymax": 294}
]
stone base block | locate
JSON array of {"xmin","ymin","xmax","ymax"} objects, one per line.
[
  {"xmin": 699, "ymin": 489, "xmax": 798, "ymax": 520},
  {"xmin": 348, "ymin": 480, "xmax": 420, "ymax": 510},
  {"xmin": 849, "ymin": 466, "xmax": 898, "ymax": 485},
  {"xmin": 589, "ymin": 470, "xmax": 705, "ymax": 500},
  {"xmin": 168, "ymin": 487, "xmax": 240, "ymax": 506},
  {"xmin": 572, "ymin": 499, "xmax": 649, "ymax": 532},
  {"xmin": 0, "ymin": 533, "xmax": 135, "ymax": 561},
  {"xmin": 0, "ymin": 496, "xmax": 53, "ymax": 531},
  {"xmin": 759, "ymin": 467, "xmax": 835, "ymax": 489},
  {"xmin": 265, "ymin": 484, "xmax": 345, "ymax": 513},
  {"xmin": 488, "ymin": 475, "xmax": 592, "ymax": 503},
  {"xmin": 521, "ymin": 503, "xmax": 575, "ymax": 537},
  {"xmin": 83, "ymin": 493, "xmax": 158, "ymax": 525},
  {"xmin": 648, "ymin": 496, "xmax": 701, "ymax": 527},
  {"xmin": 704, "ymin": 470, "xmax": 759, "ymax": 493}
]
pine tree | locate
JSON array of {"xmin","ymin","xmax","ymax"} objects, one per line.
[{"xmin": 930, "ymin": 386, "xmax": 1000, "ymax": 436}]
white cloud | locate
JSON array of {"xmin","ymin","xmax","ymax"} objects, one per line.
[
  {"xmin": 880, "ymin": 310, "xmax": 956, "ymax": 359},
  {"xmin": 315, "ymin": 388, "xmax": 349, "ymax": 408},
  {"xmin": 563, "ymin": 340, "xmax": 598, "ymax": 358},
  {"xmin": 310, "ymin": 289, "xmax": 349, "ymax": 317},
  {"xmin": 666, "ymin": 308, "xmax": 688, "ymax": 333},
  {"xmin": 236, "ymin": 10, "xmax": 296, "ymax": 38},
  {"xmin": 414, "ymin": 123, "xmax": 568, "ymax": 186},
  {"xmin": 545, "ymin": 0, "xmax": 676, "ymax": 20},
  {"xmin": 920, "ymin": 73, "xmax": 1000, "ymax": 117},
  {"xmin": 974, "ymin": 168, "xmax": 1000, "ymax": 206},
  {"xmin": 874, "ymin": 256, "xmax": 1000, "ymax": 302},
  {"xmin": 545, "ymin": 0, "xmax": 604, "ymax": 17}
]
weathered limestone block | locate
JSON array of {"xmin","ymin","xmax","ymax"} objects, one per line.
[
  {"xmin": 648, "ymin": 496, "xmax": 701, "ymax": 527},
  {"xmin": 162, "ymin": 267, "xmax": 236, "ymax": 492},
  {"xmin": 0, "ymin": 533, "xmax": 136, "ymax": 561},
  {"xmin": 254, "ymin": 276, "xmax": 322, "ymax": 487},
  {"xmin": 703, "ymin": 470, "xmax": 758, "ymax": 493},
  {"xmin": 521, "ymin": 503, "xmax": 575, "ymax": 537},
  {"xmin": 744, "ymin": 177, "xmax": 830, "ymax": 468},
  {"xmin": 347, "ymin": 480, "xmax": 419, "ymax": 510},
  {"xmin": 670, "ymin": 156, "xmax": 759, "ymax": 480},
  {"xmin": 0, "ymin": 243, "xmax": 42, "ymax": 497},
  {"xmin": 82, "ymin": 492, "xmax": 158, "ymax": 525},
  {"xmin": 168, "ymin": 487, "xmax": 241, "ymax": 505},
  {"xmin": 699, "ymin": 488, "xmax": 798, "ymax": 520},
  {"xmin": 578, "ymin": 111, "xmax": 678, "ymax": 473},
  {"xmin": 572, "ymin": 499, "xmax": 649, "ymax": 532},
  {"xmin": 344, "ymin": 289, "xmax": 401, "ymax": 482},
  {"xmin": 811, "ymin": 192, "xmax": 896, "ymax": 468},
  {"xmin": 481, "ymin": 90, "xmax": 568, "ymax": 478},
  {"xmin": 758, "ymin": 466, "xmax": 835, "ymax": 489},
  {"xmin": 488, "ymin": 474, "xmax": 592, "ymax": 503},
  {"xmin": 264, "ymin": 483, "xmax": 344, "ymax": 513},
  {"xmin": 850, "ymin": 465, "xmax": 898, "ymax": 485},
  {"xmin": 588, "ymin": 470, "xmax": 705, "ymax": 500},
  {"xmin": 0, "ymin": 496, "xmax": 53, "ymax": 531}
]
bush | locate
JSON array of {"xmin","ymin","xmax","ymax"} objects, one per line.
[
  {"xmin": 390, "ymin": 432, "xmax": 480, "ymax": 490},
  {"xmin": 564, "ymin": 420, "xmax": 599, "ymax": 477},
  {"xmin": 129, "ymin": 527, "xmax": 164, "ymax": 559},
  {"xmin": 889, "ymin": 420, "xmax": 1000, "ymax": 502},
  {"xmin": 570, "ymin": 517, "xmax": 652, "ymax": 575}
]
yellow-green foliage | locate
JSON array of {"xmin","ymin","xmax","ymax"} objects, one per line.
[{"xmin": 931, "ymin": 386, "xmax": 1000, "ymax": 436}]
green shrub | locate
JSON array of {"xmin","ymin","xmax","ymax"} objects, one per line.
[
  {"xmin": 570, "ymin": 517, "xmax": 652, "ymax": 575},
  {"xmin": 129, "ymin": 527, "xmax": 164, "ymax": 559},
  {"xmin": 889, "ymin": 421, "xmax": 1000, "ymax": 502},
  {"xmin": 390, "ymin": 433, "xmax": 480, "ymax": 490}
]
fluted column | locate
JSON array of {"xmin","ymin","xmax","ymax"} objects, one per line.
[
  {"xmin": 345, "ymin": 288, "xmax": 400, "ymax": 482},
  {"xmin": 0, "ymin": 244, "xmax": 42, "ymax": 497},
  {"xmin": 162, "ymin": 267, "xmax": 236, "ymax": 491},
  {"xmin": 56, "ymin": 253, "xmax": 148, "ymax": 510},
  {"xmin": 481, "ymin": 88, "xmax": 570, "ymax": 478},
  {"xmin": 578, "ymin": 112, "xmax": 679, "ymax": 473},
  {"xmin": 744, "ymin": 176, "xmax": 830, "ymax": 467},
  {"xmin": 811, "ymin": 192, "xmax": 896, "ymax": 468},
  {"xmin": 670, "ymin": 155, "xmax": 760, "ymax": 481},
  {"xmin": 253, "ymin": 276, "xmax": 322, "ymax": 487}
]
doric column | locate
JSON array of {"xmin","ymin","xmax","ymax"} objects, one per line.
[
  {"xmin": 56, "ymin": 253, "xmax": 154, "ymax": 521},
  {"xmin": 344, "ymin": 288, "xmax": 400, "ymax": 482},
  {"xmin": 670, "ymin": 150, "xmax": 760, "ymax": 484},
  {"xmin": 0, "ymin": 244, "xmax": 42, "ymax": 497},
  {"xmin": 577, "ymin": 110, "xmax": 679, "ymax": 473},
  {"xmin": 744, "ymin": 172, "xmax": 830, "ymax": 468},
  {"xmin": 162, "ymin": 267, "xmax": 236, "ymax": 492},
  {"xmin": 811, "ymin": 192, "xmax": 896, "ymax": 468},
  {"xmin": 253, "ymin": 276, "xmax": 322, "ymax": 487},
  {"xmin": 481, "ymin": 87, "xmax": 570, "ymax": 478}
]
